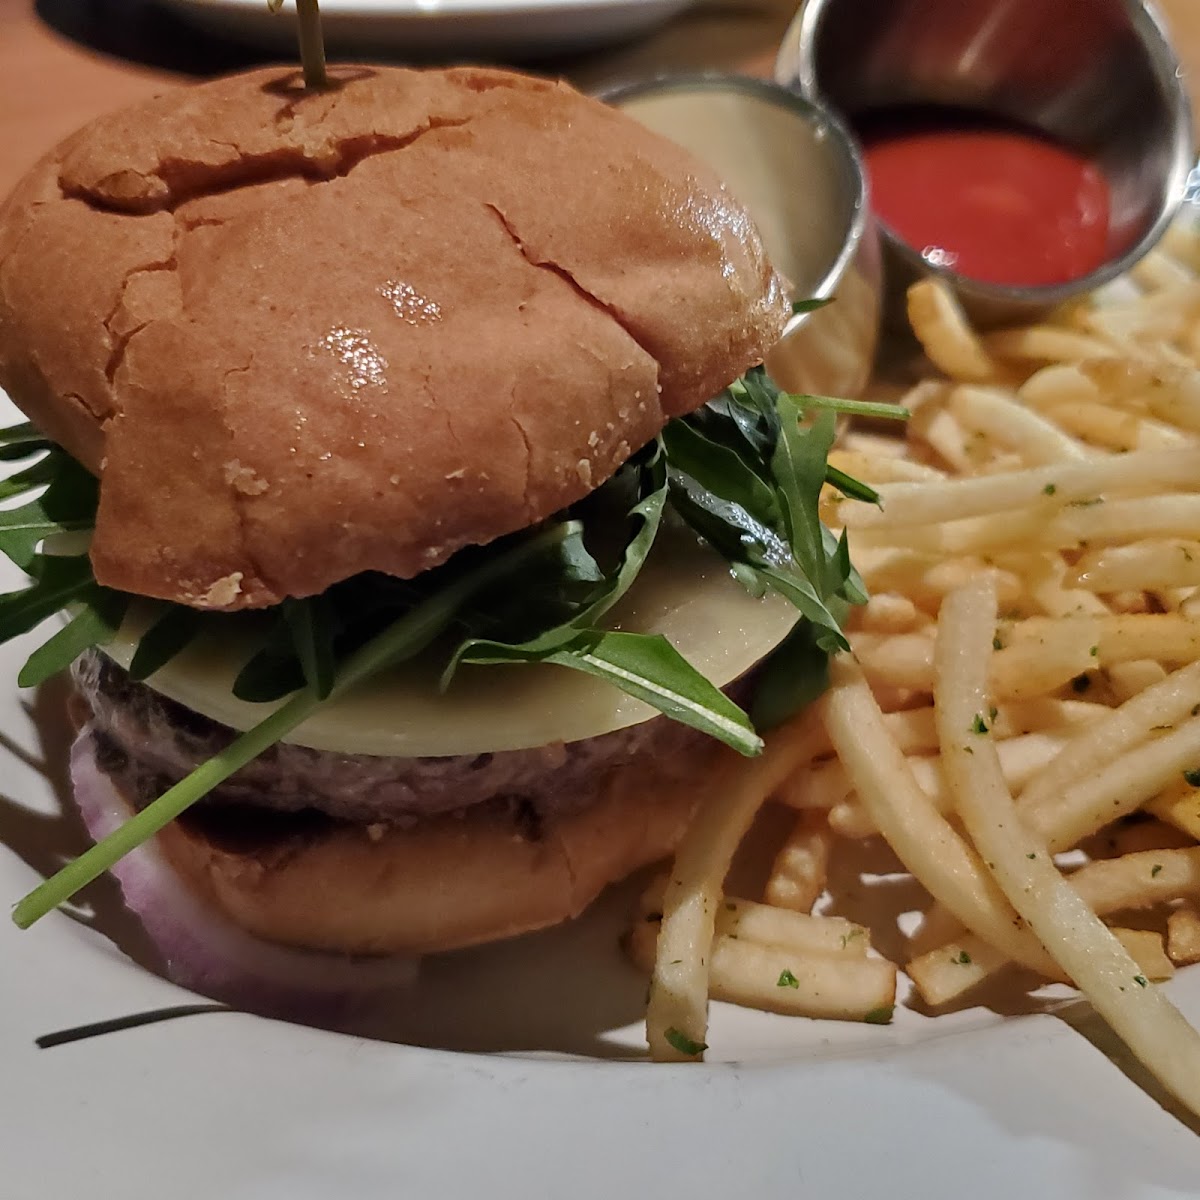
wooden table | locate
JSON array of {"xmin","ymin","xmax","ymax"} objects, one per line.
[{"xmin": 1, "ymin": 0, "xmax": 1198, "ymax": 198}]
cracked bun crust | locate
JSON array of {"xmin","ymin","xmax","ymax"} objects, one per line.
[{"xmin": 0, "ymin": 65, "xmax": 789, "ymax": 610}]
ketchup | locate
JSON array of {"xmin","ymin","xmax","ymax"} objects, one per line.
[{"xmin": 859, "ymin": 108, "xmax": 1112, "ymax": 287}]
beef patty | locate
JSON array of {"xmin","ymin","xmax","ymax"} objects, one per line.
[{"xmin": 73, "ymin": 650, "xmax": 716, "ymax": 827}]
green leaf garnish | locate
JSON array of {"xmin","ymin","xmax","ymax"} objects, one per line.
[
  {"xmin": 664, "ymin": 1026, "xmax": 707, "ymax": 1056},
  {"xmin": 17, "ymin": 587, "xmax": 127, "ymax": 688},
  {"xmin": 789, "ymin": 394, "xmax": 910, "ymax": 422},
  {"xmin": 825, "ymin": 464, "xmax": 881, "ymax": 506},
  {"xmin": 0, "ymin": 421, "xmax": 52, "ymax": 462},
  {"xmin": 791, "ymin": 298, "xmax": 831, "ymax": 315},
  {"xmin": 0, "ymin": 554, "xmax": 96, "ymax": 644},
  {"xmin": 0, "ymin": 455, "xmax": 58, "ymax": 502},
  {"xmin": 283, "ymin": 595, "xmax": 336, "ymax": 701},
  {"xmin": 462, "ymin": 629, "xmax": 763, "ymax": 757},
  {"xmin": 128, "ymin": 606, "xmax": 204, "ymax": 681},
  {"xmin": 750, "ymin": 618, "xmax": 830, "ymax": 732},
  {"xmin": 0, "ymin": 452, "xmax": 97, "ymax": 569}
]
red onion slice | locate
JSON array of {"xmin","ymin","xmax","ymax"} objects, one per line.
[{"xmin": 70, "ymin": 725, "xmax": 418, "ymax": 1025}]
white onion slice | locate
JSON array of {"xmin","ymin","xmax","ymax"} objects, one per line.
[{"xmin": 70, "ymin": 726, "xmax": 418, "ymax": 1024}]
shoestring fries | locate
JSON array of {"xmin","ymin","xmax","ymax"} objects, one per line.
[{"xmin": 634, "ymin": 219, "xmax": 1200, "ymax": 1118}]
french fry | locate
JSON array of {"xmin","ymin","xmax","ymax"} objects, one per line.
[
  {"xmin": 1105, "ymin": 660, "xmax": 1170, "ymax": 702},
  {"xmin": 1020, "ymin": 716, "xmax": 1200, "ymax": 852},
  {"xmin": 1129, "ymin": 250, "xmax": 1197, "ymax": 293},
  {"xmin": 907, "ymin": 278, "xmax": 998, "ymax": 383},
  {"xmin": 775, "ymin": 760, "xmax": 854, "ymax": 813},
  {"xmin": 911, "ymin": 926, "xmax": 1174, "ymax": 1006},
  {"xmin": 851, "ymin": 631, "xmax": 936, "ymax": 691},
  {"xmin": 858, "ymin": 592, "xmax": 924, "ymax": 633},
  {"xmin": 629, "ymin": 923, "xmax": 896, "ymax": 1022},
  {"xmin": 1017, "ymin": 363, "xmax": 1100, "ymax": 411},
  {"xmin": 990, "ymin": 625, "xmax": 1097, "ymax": 700},
  {"xmin": 1017, "ymin": 661, "xmax": 1200, "ymax": 811},
  {"xmin": 1148, "ymin": 783, "xmax": 1200, "ymax": 841},
  {"xmin": 1006, "ymin": 614, "xmax": 1200, "ymax": 667},
  {"xmin": 640, "ymin": 219, "xmax": 1200, "ymax": 1107},
  {"xmin": 854, "ymin": 549, "xmax": 1024, "ymax": 614},
  {"xmin": 933, "ymin": 575, "xmax": 1200, "ymax": 1117},
  {"xmin": 981, "ymin": 326, "xmax": 1119, "ymax": 364},
  {"xmin": 908, "ymin": 400, "xmax": 973, "ymax": 472},
  {"xmin": 1072, "ymin": 541, "xmax": 1200, "ymax": 593},
  {"xmin": 821, "ymin": 657, "xmax": 1055, "ymax": 973},
  {"xmin": 765, "ymin": 702, "xmax": 1077, "ymax": 770},
  {"xmin": 1045, "ymin": 402, "xmax": 1193, "ymax": 452},
  {"xmin": 911, "ymin": 848, "xmax": 1200, "ymax": 1004},
  {"xmin": 823, "ymin": 733, "xmax": 1068, "ymax": 838},
  {"xmin": 645, "ymin": 710, "xmax": 827, "ymax": 1061},
  {"xmin": 765, "ymin": 812, "xmax": 833, "ymax": 913},
  {"xmin": 638, "ymin": 878, "xmax": 867, "ymax": 958},
  {"xmin": 854, "ymin": 496, "xmax": 1200, "ymax": 557},
  {"xmin": 1081, "ymin": 359, "xmax": 1200, "ymax": 434},
  {"xmin": 948, "ymin": 385, "xmax": 1092, "ymax": 464},
  {"xmin": 1167, "ymin": 908, "xmax": 1200, "ymax": 966},
  {"xmin": 826, "ymin": 448, "xmax": 947, "ymax": 485},
  {"xmin": 834, "ymin": 447, "xmax": 1200, "ymax": 532},
  {"xmin": 1022, "ymin": 554, "xmax": 1111, "ymax": 618}
]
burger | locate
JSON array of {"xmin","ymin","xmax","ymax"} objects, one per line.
[{"xmin": 0, "ymin": 65, "xmax": 866, "ymax": 1017}]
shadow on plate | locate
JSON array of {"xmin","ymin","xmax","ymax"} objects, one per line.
[
  {"xmin": 1, "ymin": 675, "xmax": 650, "ymax": 1059},
  {"xmin": 0, "ymin": 675, "xmax": 162, "ymax": 973}
]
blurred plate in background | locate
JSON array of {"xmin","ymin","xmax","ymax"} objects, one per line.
[{"xmin": 156, "ymin": 0, "xmax": 700, "ymax": 57}]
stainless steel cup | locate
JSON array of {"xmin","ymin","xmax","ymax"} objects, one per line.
[
  {"xmin": 776, "ymin": 0, "xmax": 1195, "ymax": 324},
  {"xmin": 602, "ymin": 74, "xmax": 882, "ymax": 397}
]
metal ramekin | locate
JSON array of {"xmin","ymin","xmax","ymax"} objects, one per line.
[
  {"xmin": 776, "ymin": 0, "xmax": 1195, "ymax": 325},
  {"xmin": 601, "ymin": 74, "xmax": 882, "ymax": 398}
]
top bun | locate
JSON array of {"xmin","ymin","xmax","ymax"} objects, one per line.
[{"xmin": 0, "ymin": 66, "xmax": 789, "ymax": 609}]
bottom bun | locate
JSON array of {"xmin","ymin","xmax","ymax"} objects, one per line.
[{"xmin": 149, "ymin": 751, "xmax": 707, "ymax": 957}]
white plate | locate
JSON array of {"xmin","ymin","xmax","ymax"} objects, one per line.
[
  {"xmin": 1, "ymin": 381, "xmax": 1199, "ymax": 1197},
  {"xmin": 158, "ymin": 0, "xmax": 699, "ymax": 58}
]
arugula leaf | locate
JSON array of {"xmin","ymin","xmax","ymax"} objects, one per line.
[
  {"xmin": 660, "ymin": 419, "xmax": 779, "ymax": 529},
  {"xmin": 750, "ymin": 619, "xmax": 831, "ymax": 731},
  {"xmin": 704, "ymin": 387, "xmax": 778, "ymax": 466},
  {"xmin": 666, "ymin": 469, "xmax": 793, "ymax": 570},
  {"xmin": 232, "ymin": 617, "xmax": 306, "ymax": 702},
  {"xmin": 770, "ymin": 401, "xmax": 837, "ymax": 593},
  {"xmin": 128, "ymin": 606, "xmax": 203, "ymax": 681},
  {"xmin": 446, "ymin": 446, "xmax": 667, "ymax": 676},
  {"xmin": 792, "ymin": 393, "xmax": 910, "ymax": 422},
  {"xmin": 825, "ymin": 464, "xmax": 880, "ymax": 506},
  {"xmin": 0, "ymin": 555, "xmax": 96, "ymax": 643},
  {"xmin": 283, "ymin": 595, "xmax": 336, "ymax": 701},
  {"xmin": 18, "ymin": 587, "xmax": 128, "ymax": 688},
  {"xmin": 0, "ymin": 455, "xmax": 57, "ymax": 502},
  {"xmin": 829, "ymin": 527, "xmax": 868, "ymax": 606},
  {"xmin": 0, "ymin": 453, "xmax": 97, "ymax": 569},
  {"xmin": 753, "ymin": 564, "xmax": 848, "ymax": 653},
  {"xmin": 461, "ymin": 629, "xmax": 763, "ymax": 756},
  {"xmin": 0, "ymin": 421, "xmax": 52, "ymax": 462}
]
